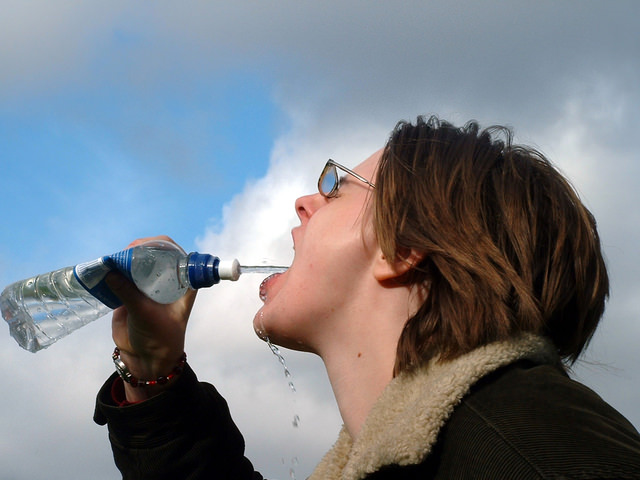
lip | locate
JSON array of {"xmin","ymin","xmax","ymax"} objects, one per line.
[{"xmin": 259, "ymin": 272, "xmax": 284, "ymax": 302}]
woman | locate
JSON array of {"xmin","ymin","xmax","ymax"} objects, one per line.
[{"xmin": 95, "ymin": 116, "xmax": 640, "ymax": 479}]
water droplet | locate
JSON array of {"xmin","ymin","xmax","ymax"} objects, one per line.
[{"xmin": 266, "ymin": 338, "xmax": 301, "ymax": 479}]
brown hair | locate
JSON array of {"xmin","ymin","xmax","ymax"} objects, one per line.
[{"xmin": 374, "ymin": 116, "xmax": 609, "ymax": 374}]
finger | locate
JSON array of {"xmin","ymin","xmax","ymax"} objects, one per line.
[
  {"xmin": 105, "ymin": 271, "xmax": 148, "ymax": 308},
  {"xmin": 111, "ymin": 305, "xmax": 131, "ymax": 348},
  {"xmin": 126, "ymin": 235, "xmax": 176, "ymax": 249},
  {"xmin": 182, "ymin": 288, "xmax": 198, "ymax": 308}
]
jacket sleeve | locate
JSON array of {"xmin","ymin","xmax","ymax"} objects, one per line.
[{"xmin": 94, "ymin": 364, "xmax": 264, "ymax": 480}]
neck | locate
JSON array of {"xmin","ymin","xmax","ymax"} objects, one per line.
[
  {"xmin": 318, "ymin": 286, "xmax": 415, "ymax": 439},
  {"xmin": 324, "ymin": 349, "xmax": 394, "ymax": 439}
]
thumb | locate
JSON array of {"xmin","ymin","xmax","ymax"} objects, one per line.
[{"xmin": 105, "ymin": 271, "xmax": 147, "ymax": 307}]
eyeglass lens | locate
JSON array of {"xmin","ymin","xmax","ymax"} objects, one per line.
[{"xmin": 320, "ymin": 164, "xmax": 338, "ymax": 196}]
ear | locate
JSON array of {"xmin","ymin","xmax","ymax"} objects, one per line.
[{"xmin": 373, "ymin": 247, "xmax": 424, "ymax": 282}]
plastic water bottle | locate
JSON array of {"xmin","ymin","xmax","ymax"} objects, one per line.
[{"xmin": 1, "ymin": 240, "xmax": 284, "ymax": 353}]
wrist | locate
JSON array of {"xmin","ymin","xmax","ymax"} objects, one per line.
[{"xmin": 112, "ymin": 347, "xmax": 186, "ymax": 401}]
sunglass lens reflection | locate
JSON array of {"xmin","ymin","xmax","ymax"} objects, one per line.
[{"xmin": 321, "ymin": 166, "xmax": 337, "ymax": 196}]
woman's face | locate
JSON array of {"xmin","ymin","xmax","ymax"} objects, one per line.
[{"xmin": 253, "ymin": 150, "xmax": 382, "ymax": 353}]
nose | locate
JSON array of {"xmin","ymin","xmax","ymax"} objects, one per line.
[{"xmin": 295, "ymin": 192, "xmax": 325, "ymax": 223}]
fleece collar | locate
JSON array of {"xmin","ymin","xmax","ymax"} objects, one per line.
[{"xmin": 309, "ymin": 334, "xmax": 557, "ymax": 480}]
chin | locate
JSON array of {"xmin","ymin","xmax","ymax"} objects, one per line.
[
  {"xmin": 252, "ymin": 307, "xmax": 269, "ymax": 341},
  {"xmin": 252, "ymin": 309, "xmax": 315, "ymax": 353}
]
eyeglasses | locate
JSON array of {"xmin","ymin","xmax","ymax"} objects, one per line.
[{"xmin": 318, "ymin": 159, "xmax": 376, "ymax": 198}]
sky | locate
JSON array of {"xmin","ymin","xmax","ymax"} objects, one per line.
[{"xmin": 1, "ymin": 1, "xmax": 639, "ymax": 479}]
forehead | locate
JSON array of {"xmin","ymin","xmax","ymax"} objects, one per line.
[{"xmin": 351, "ymin": 149, "xmax": 382, "ymax": 181}]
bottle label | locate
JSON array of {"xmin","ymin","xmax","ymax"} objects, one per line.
[{"xmin": 73, "ymin": 250, "xmax": 135, "ymax": 309}]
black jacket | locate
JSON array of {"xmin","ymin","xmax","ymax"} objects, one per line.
[
  {"xmin": 95, "ymin": 335, "xmax": 640, "ymax": 479},
  {"xmin": 361, "ymin": 362, "xmax": 640, "ymax": 479}
]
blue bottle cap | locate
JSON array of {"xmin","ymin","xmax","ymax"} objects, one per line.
[{"xmin": 187, "ymin": 253, "xmax": 220, "ymax": 288}]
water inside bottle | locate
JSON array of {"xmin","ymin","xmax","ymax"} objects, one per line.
[{"xmin": 130, "ymin": 244, "xmax": 187, "ymax": 304}]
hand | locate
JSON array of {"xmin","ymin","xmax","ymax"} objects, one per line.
[{"xmin": 105, "ymin": 236, "xmax": 197, "ymax": 401}]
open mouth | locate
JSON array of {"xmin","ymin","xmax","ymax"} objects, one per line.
[{"xmin": 259, "ymin": 272, "xmax": 284, "ymax": 302}]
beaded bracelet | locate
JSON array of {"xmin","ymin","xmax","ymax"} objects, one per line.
[{"xmin": 112, "ymin": 347, "xmax": 187, "ymax": 388}]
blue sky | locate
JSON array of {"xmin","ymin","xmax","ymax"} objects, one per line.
[
  {"xmin": 0, "ymin": 70, "xmax": 280, "ymax": 278},
  {"xmin": 1, "ymin": 2, "xmax": 639, "ymax": 479}
]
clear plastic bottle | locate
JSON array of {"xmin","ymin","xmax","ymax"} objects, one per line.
[
  {"xmin": 0, "ymin": 240, "xmax": 269, "ymax": 353},
  {"xmin": 1, "ymin": 266, "xmax": 113, "ymax": 353}
]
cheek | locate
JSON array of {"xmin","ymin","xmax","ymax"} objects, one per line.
[{"xmin": 252, "ymin": 207, "xmax": 377, "ymax": 347}]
